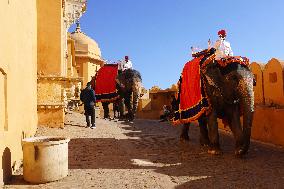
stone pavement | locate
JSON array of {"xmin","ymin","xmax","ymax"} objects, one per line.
[{"xmin": 5, "ymin": 112, "xmax": 284, "ymax": 189}]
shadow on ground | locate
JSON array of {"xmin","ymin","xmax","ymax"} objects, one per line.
[
  {"xmin": 7, "ymin": 118, "xmax": 284, "ymax": 188},
  {"xmin": 68, "ymin": 119, "xmax": 284, "ymax": 188}
]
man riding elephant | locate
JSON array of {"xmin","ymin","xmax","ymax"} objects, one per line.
[
  {"xmin": 116, "ymin": 67, "xmax": 142, "ymax": 121},
  {"xmin": 176, "ymin": 47, "xmax": 254, "ymax": 157},
  {"xmin": 93, "ymin": 60, "xmax": 142, "ymax": 122},
  {"xmin": 213, "ymin": 29, "xmax": 233, "ymax": 60}
]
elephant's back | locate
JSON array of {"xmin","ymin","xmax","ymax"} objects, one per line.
[{"xmin": 124, "ymin": 69, "xmax": 142, "ymax": 82}]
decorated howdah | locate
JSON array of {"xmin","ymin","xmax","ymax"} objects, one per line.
[
  {"xmin": 172, "ymin": 57, "xmax": 210, "ymax": 125},
  {"xmin": 92, "ymin": 64, "xmax": 119, "ymax": 102},
  {"xmin": 217, "ymin": 56, "xmax": 249, "ymax": 67},
  {"xmin": 172, "ymin": 47, "xmax": 251, "ymax": 125}
]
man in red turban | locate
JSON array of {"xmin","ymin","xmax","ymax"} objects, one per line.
[
  {"xmin": 118, "ymin": 55, "xmax": 133, "ymax": 71},
  {"xmin": 214, "ymin": 29, "xmax": 233, "ymax": 60}
]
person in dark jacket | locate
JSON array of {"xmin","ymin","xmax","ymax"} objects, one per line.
[{"xmin": 80, "ymin": 82, "xmax": 96, "ymax": 129}]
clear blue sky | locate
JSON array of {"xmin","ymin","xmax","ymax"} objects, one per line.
[{"xmin": 69, "ymin": 0, "xmax": 284, "ymax": 89}]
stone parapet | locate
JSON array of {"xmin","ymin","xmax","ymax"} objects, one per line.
[
  {"xmin": 38, "ymin": 108, "xmax": 65, "ymax": 128},
  {"xmin": 250, "ymin": 62, "xmax": 265, "ymax": 105},
  {"xmin": 219, "ymin": 105, "xmax": 284, "ymax": 146},
  {"xmin": 37, "ymin": 76, "xmax": 82, "ymax": 128},
  {"xmin": 263, "ymin": 58, "xmax": 284, "ymax": 106}
]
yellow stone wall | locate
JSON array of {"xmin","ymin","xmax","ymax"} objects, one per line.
[
  {"xmin": 263, "ymin": 58, "xmax": 284, "ymax": 106},
  {"xmin": 67, "ymin": 38, "xmax": 76, "ymax": 77},
  {"xmin": 137, "ymin": 90, "xmax": 176, "ymax": 119},
  {"xmin": 36, "ymin": 0, "xmax": 70, "ymax": 128},
  {"xmin": 0, "ymin": 0, "xmax": 38, "ymax": 184},
  {"xmin": 37, "ymin": 79, "xmax": 63, "ymax": 105},
  {"xmin": 250, "ymin": 62, "xmax": 265, "ymax": 105},
  {"xmin": 76, "ymin": 58, "xmax": 101, "ymax": 86},
  {"xmin": 38, "ymin": 108, "xmax": 65, "ymax": 128},
  {"xmin": 37, "ymin": 0, "xmax": 63, "ymax": 76}
]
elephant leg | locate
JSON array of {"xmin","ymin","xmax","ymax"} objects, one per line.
[
  {"xmin": 132, "ymin": 81, "xmax": 141, "ymax": 115},
  {"xmin": 118, "ymin": 98, "xmax": 125, "ymax": 120},
  {"xmin": 102, "ymin": 102, "xmax": 110, "ymax": 119},
  {"xmin": 241, "ymin": 110, "xmax": 254, "ymax": 155},
  {"xmin": 228, "ymin": 106, "xmax": 244, "ymax": 156},
  {"xmin": 198, "ymin": 115, "xmax": 210, "ymax": 147},
  {"xmin": 180, "ymin": 123, "xmax": 190, "ymax": 141},
  {"xmin": 124, "ymin": 92, "xmax": 133, "ymax": 121},
  {"xmin": 207, "ymin": 110, "xmax": 221, "ymax": 155},
  {"xmin": 239, "ymin": 73, "xmax": 254, "ymax": 155}
]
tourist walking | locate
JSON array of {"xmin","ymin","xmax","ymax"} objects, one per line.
[{"xmin": 80, "ymin": 82, "xmax": 96, "ymax": 129}]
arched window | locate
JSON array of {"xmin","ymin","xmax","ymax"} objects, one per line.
[{"xmin": 269, "ymin": 72, "xmax": 277, "ymax": 83}]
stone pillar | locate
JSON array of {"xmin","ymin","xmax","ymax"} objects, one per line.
[{"xmin": 37, "ymin": 0, "xmax": 86, "ymax": 128}]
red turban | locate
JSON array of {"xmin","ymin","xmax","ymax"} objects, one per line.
[{"xmin": 218, "ymin": 29, "xmax": 226, "ymax": 37}]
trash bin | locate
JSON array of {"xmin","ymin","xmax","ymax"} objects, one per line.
[{"xmin": 22, "ymin": 136, "xmax": 70, "ymax": 183}]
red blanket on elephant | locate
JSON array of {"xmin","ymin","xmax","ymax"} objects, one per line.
[
  {"xmin": 94, "ymin": 64, "xmax": 119, "ymax": 102},
  {"xmin": 172, "ymin": 57, "xmax": 210, "ymax": 125}
]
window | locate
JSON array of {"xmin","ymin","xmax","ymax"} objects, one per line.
[
  {"xmin": 153, "ymin": 94, "xmax": 157, "ymax": 100},
  {"xmin": 269, "ymin": 72, "xmax": 277, "ymax": 83}
]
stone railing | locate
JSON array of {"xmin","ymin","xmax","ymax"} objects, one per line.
[{"xmin": 250, "ymin": 58, "xmax": 284, "ymax": 107}]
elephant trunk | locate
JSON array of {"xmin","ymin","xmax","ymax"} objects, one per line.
[{"xmin": 132, "ymin": 81, "xmax": 142, "ymax": 114}]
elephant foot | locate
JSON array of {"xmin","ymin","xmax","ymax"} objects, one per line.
[
  {"xmin": 127, "ymin": 115, "xmax": 134, "ymax": 122},
  {"xmin": 128, "ymin": 117, "xmax": 134, "ymax": 122},
  {"xmin": 235, "ymin": 147, "xmax": 248, "ymax": 157},
  {"xmin": 180, "ymin": 134, "xmax": 189, "ymax": 142},
  {"xmin": 200, "ymin": 142, "xmax": 209, "ymax": 148},
  {"xmin": 199, "ymin": 138, "xmax": 210, "ymax": 147},
  {"xmin": 118, "ymin": 115, "xmax": 126, "ymax": 121},
  {"xmin": 208, "ymin": 148, "xmax": 222, "ymax": 155}
]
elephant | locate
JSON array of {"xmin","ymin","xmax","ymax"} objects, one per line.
[
  {"xmin": 180, "ymin": 114, "xmax": 210, "ymax": 147},
  {"xmin": 116, "ymin": 69, "xmax": 142, "ymax": 121},
  {"xmin": 181, "ymin": 48, "xmax": 254, "ymax": 156}
]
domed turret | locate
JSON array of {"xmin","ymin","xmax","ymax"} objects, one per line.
[{"xmin": 70, "ymin": 23, "xmax": 102, "ymax": 61}]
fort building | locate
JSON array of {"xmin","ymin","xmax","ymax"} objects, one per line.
[
  {"xmin": 0, "ymin": 0, "xmax": 37, "ymax": 184},
  {"xmin": 37, "ymin": 0, "xmax": 87, "ymax": 128},
  {"xmin": 0, "ymin": 0, "xmax": 90, "ymax": 184},
  {"xmin": 70, "ymin": 23, "xmax": 104, "ymax": 87}
]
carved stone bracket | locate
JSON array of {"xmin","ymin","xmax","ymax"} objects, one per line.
[{"xmin": 64, "ymin": 0, "xmax": 87, "ymax": 28}]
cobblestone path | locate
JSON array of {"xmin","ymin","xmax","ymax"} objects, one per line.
[{"xmin": 5, "ymin": 112, "xmax": 284, "ymax": 189}]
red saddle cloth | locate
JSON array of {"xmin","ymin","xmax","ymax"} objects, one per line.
[
  {"xmin": 93, "ymin": 64, "xmax": 119, "ymax": 102},
  {"xmin": 172, "ymin": 57, "xmax": 210, "ymax": 125},
  {"xmin": 217, "ymin": 56, "xmax": 249, "ymax": 67}
]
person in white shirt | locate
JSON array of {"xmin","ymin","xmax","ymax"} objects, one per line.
[
  {"xmin": 213, "ymin": 29, "xmax": 233, "ymax": 60},
  {"xmin": 118, "ymin": 56, "xmax": 133, "ymax": 72}
]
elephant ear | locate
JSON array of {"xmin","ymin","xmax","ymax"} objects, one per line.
[{"xmin": 205, "ymin": 75, "xmax": 217, "ymax": 87}]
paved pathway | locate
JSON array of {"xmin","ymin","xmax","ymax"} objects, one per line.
[{"xmin": 5, "ymin": 112, "xmax": 284, "ymax": 189}]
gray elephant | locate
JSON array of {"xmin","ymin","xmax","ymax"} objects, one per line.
[
  {"xmin": 181, "ymin": 48, "xmax": 254, "ymax": 156},
  {"xmin": 116, "ymin": 69, "xmax": 142, "ymax": 121}
]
